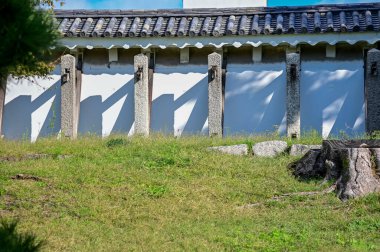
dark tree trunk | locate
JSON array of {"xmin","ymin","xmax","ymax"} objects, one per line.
[{"xmin": 292, "ymin": 140, "xmax": 380, "ymax": 200}]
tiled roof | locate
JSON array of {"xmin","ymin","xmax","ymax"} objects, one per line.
[{"xmin": 55, "ymin": 3, "xmax": 380, "ymax": 38}]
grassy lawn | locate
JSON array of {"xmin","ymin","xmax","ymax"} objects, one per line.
[{"xmin": 0, "ymin": 135, "xmax": 379, "ymax": 251}]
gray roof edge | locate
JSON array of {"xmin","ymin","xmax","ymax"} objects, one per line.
[{"xmin": 54, "ymin": 2, "xmax": 380, "ymax": 17}]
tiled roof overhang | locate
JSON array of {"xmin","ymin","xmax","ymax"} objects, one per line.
[{"xmin": 55, "ymin": 3, "xmax": 380, "ymax": 49}]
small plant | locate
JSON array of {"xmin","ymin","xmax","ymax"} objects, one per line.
[
  {"xmin": 0, "ymin": 219, "xmax": 44, "ymax": 252},
  {"xmin": 145, "ymin": 157, "xmax": 175, "ymax": 168},
  {"xmin": 106, "ymin": 138, "xmax": 129, "ymax": 148},
  {"xmin": 145, "ymin": 184, "xmax": 168, "ymax": 198},
  {"xmin": 259, "ymin": 228, "xmax": 299, "ymax": 251},
  {"xmin": 339, "ymin": 130, "xmax": 350, "ymax": 140},
  {"xmin": 271, "ymin": 125, "xmax": 281, "ymax": 138},
  {"xmin": 370, "ymin": 130, "xmax": 380, "ymax": 140},
  {"xmin": 49, "ymin": 145, "xmax": 64, "ymax": 158}
]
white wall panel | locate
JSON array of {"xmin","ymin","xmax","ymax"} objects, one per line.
[
  {"xmin": 79, "ymin": 64, "xmax": 135, "ymax": 137},
  {"xmin": 300, "ymin": 61, "xmax": 365, "ymax": 138},
  {"xmin": 151, "ymin": 65, "xmax": 208, "ymax": 136},
  {"xmin": 224, "ymin": 63, "xmax": 287, "ymax": 135},
  {"xmin": 3, "ymin": 68, "xmax": 61, "ymax": 141}
]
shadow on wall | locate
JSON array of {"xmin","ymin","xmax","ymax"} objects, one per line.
[
  {"xmin": 151, "ymin": 66, "xmax": 209, "ymax": 136},
  {"xmin": 3, "ymin": 80, "xmax": 61, "ymax": 141},
  {"xmin": 301, "ymin": 61, "xmax": 365, "ymax": 138},
  {"xmin": 224, "ymin": 63, "xmax": 287, "ymax": 136},
  {"xmin": 179, "ymin": 76, "xmax": 208, "ymax": 135},
  {"xmin": 79, "ymin": 78, "xmax": 135, "ymax": 136},
  {"xmin": 151, "ymin": 94, "xmax": 175, "ymax": 134}
]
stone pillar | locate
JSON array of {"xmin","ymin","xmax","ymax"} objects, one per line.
[
  {"xmin": 286, "ymin": 53, "xmax": 301, "ymax": 138},
  {"xmin": 0, "ymin": 77, "xmax": 6, "ymax": 137},
  {"xmin": 208, "ymin": 52, "xmax": 223, "ymax": 137},
  {"xmin": 366, "ymin": 48, "xmax": 380, "ymax": 133},
  {"xmin": 61, "ymin": 54, "xmax": 79, "ymax": 139},
  {"xmin": 134, "ymin": 53, "xmax": 150, "ymax": 136}
]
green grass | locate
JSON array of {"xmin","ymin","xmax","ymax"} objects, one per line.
[{"xmin": 0, "ymin": 135, "xmax": 379, "ymax": 251}]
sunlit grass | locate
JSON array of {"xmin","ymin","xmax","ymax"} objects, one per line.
[{"xmin": 0, "ymin": 134, "xmax": 379, "ymax": 251}]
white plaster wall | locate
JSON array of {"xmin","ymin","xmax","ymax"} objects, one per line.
[
  {"xmin": 3, "ymin": 68, "xmax": 61, "ymax": 141},
  {"xmin": 300, "ymin": 61, "xmax": 365, "ymax": 138},
  {"xmin": 2, "ymin": 59, "xmax": 366, "ymax": 140},
  {"xmin": 224, "ymin": 63, "xmax": 287, "ymax": 135},
  {"xmin": 183, "ymin": 0, "xmax": 266, "ymax": 8},
  {"xmin": 80, "ymin": 63, "xmax": 135, "ymax": 137},
  {"xmin": 151, "ymin": 65, "xmax": 208, "ymax": 136}
]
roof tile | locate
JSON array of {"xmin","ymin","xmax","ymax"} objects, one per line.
[{"xmin": 54, "ymin": 3, "xmax": 380, "ymax": 38}]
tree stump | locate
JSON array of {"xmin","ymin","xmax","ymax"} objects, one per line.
[
  {"xmin": 291, "ymin": 140, "xmax": 380, "ymax": 200},
  {"xmin": 292, "ymin": 149, "xmax": 325, "ymax": 178}
]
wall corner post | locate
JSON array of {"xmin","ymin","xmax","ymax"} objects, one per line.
[
  {"xmin": 208, "ymin": 52, "xmax": 223, "ymax": 137},
  {"xmin": 0, "ymin": 77, "xmax": 6, "ymax": 137},
  {"xmin": 61, "ymin": 54, "xmax": 79, "ymax": 139},
  {"xmin": 286, "ymin": 52, "xmax": 301, "ymax": 139},
  {"xmin": 366, "ymin": 48, "xmax": 380, "ymax": 134},
  {"xmin": 134, "ymin": 53, "xmax": 150, "ymax": 136}
]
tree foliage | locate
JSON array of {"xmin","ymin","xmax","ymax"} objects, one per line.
[
  {"xmin": 0, "ymin": 0, "xmax": 62, "ymax": 79},
  {"xmin": 38, "ymin": 0, "xmax": 65, "ymax": 9},
  {"xmin": 0, "ymin": 219, "xmax": 44, "ymax": 252}
]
